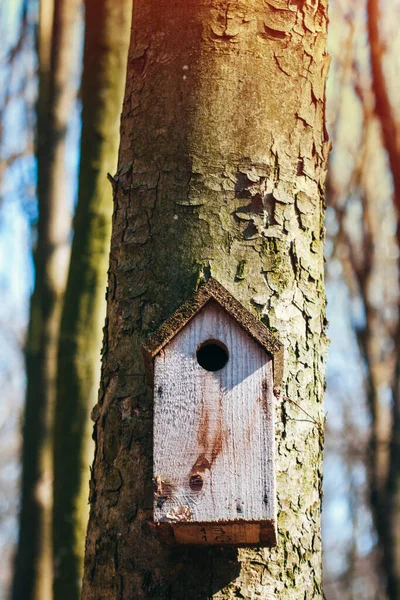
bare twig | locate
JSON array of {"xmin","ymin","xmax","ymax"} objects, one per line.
[{"xmin": 273, "ymin": 387, "xmax": 324, "ymax": 432}]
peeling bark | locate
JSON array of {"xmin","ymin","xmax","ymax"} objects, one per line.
[{"xmin": 82, "ymin": 1, "xmax": 329, "ymax": 598}]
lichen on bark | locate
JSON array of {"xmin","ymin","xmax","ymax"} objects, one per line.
[{"xmin": 82, "ymin": 1, "xmax": 330, "ymax": 598}]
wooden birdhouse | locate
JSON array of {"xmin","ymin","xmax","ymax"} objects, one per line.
[{"xmin": 143, "ymin": 278, "xmax": 283, "ymax": 546}]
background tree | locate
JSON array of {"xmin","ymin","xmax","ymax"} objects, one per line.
[
  {"xmin": 52, "ymin": 1, "xmax": 132, "ymax": 598},
  {"xmin": 0, "ymin": 1, "xmax": 36, "ymax": 595},
  {"xmin": 323, "ymin": 0, "xmax": 400, "ymax": 597},
  {"xmin": 82, "ymin": 1, "xmax": 330, "ymax": 598},
  {"xmin": 12, "ymin": 0, "xmax": 80, "ymax": 598},
  {"xmin": 368, "ymin": 0, "xmax": 400, "ymax": 595}
]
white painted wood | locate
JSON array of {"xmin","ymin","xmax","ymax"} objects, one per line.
[{"xmin": 153, "ymin": 301, "xmax": 276, "ymax": 544}]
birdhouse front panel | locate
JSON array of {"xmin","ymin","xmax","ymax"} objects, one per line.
[{"xmin": 152, "ymin": 300, "xmax": 277, "ymax": 546}]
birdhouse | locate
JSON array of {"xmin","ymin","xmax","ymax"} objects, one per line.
[{"xmin": 143, "ymin": 278, "xmax": 283, "ymax": 546}]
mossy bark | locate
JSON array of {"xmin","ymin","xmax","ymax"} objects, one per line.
[
  {"xmin": 82, "ymin": 1, "xmax": 330, "ymax": 598},
  {"xmin": 12, "ymin": 1, "xmax": 79, "ymax": 598},
  {"xmin": 52, "ymin": 1, "xmax": 132, "ymax": 599}
]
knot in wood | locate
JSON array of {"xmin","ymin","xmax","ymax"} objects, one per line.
[{"xmin": 189, "ymin": 474, "xmax": 203, "ymax": 492}]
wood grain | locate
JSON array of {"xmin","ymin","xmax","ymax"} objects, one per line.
[{"xmin": 153, "ymin": 301, "xmax": 276, "ymax": 545}]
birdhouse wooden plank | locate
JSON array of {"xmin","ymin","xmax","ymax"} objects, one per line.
[{"xmin": 143, "ymin": 279, "xmax": 283, "ymax": 546}]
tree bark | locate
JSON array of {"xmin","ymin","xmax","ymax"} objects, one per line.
[
  {"xmin": 12, "ymin": 1, "xmax": 79, "ymax": 599},
  {"xmin": 82, "ymin": 2, "xmax": 330, "ymax": 598},
  {"xmin": 52, "ymin": 1, "xmax": 132, "ymax": 599}
]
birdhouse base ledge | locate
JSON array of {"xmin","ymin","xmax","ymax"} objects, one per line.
[{"xmin": 152, "ymin": 519, "xmax": 277, "ymax": 547}]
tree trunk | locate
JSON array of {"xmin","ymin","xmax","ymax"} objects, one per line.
[
  {"xmin": 368, "ymin": 1, "xmax": 400, "ymax": 597},
  {"xmin": 82, "ymin": 2, "xmax": 330, "ymax": 598},
  {"xmin": 12, "ymin": 1, "xmax": 79, "ymax": 599},
  {"xmin": 52, "ymin": 1, "xmax": 132, "ymax": 598}
]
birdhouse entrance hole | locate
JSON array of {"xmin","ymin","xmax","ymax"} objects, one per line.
[{"xmin": 196, "ymin": 339, "xmax": 229, "ymax": 372}]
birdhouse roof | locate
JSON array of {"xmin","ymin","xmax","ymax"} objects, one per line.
[{"xmin": 143, "ymin": 278, "xmax": 283, "ymax": 385}]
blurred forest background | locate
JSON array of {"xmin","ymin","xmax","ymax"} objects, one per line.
[{"xmin": 0, "ymin": 0, "xmax": 400, "ymax": 599}]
